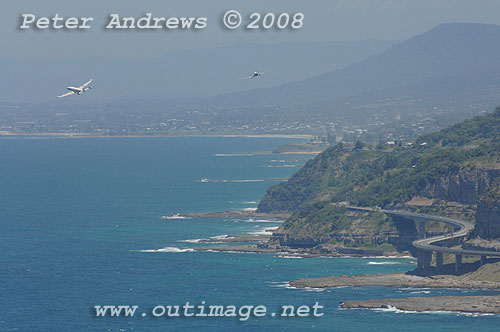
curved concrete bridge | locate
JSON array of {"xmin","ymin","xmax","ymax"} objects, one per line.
[{"xmin": 346, "ymin": 206, "xmax": 500, "ymax": 273}]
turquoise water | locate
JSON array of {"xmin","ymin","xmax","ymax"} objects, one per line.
[{"xmin": 0, "ymin": 137, "xmax": 498, "ymax": 332}]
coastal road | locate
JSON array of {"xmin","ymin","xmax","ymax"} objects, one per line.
[{"xmin": 346, "ymin": 206, "xmax": 500, "ymax": 270}]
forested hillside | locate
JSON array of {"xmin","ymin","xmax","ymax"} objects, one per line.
[{"xmin": 260, "ymin": 108, "xmax": 500, "ymax": 248}]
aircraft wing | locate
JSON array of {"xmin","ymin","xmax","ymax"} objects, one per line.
[
  {"xmin": 79, "ymin": 79, "xmax": 93, "ymax": 89},
  {"xmin": 239, "ymin": 76, "xmax": 253, "ymax": 80},
  {"xmin": 57, "ymin": 91, "xmax": 75, "ymax": 98},
  {"xmin": 261, "ymin": 69, "xmax": 271, "ymax": 74}
]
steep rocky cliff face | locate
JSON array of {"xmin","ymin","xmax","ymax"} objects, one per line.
[
  {"xmin": 472, "ymin": 201, "xmax": 500, "ymax": 239},
  {"xmin": 419, "ymin": 165, "xmax": 500, "ymax": 244},
  {"xmin": 419, "ymin": 167, "xmax": 500, "ymax": 204},
  {"xmin": 467, "ymin": 175, "xmax": 500, "ymax": 245},
  {"xmin": 464, "ymin": 198, "xmax": 500, "ymax": 252}
]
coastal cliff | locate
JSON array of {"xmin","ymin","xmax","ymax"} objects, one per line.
[
  {"xmin": 418, "ymin": 167, "xmax": 500, "ymax": 204},
  {"xmin": 473, "ymin": 200, "xmax": 500, "ymax": 238},
  {"xmin": 259, "ymin": 108, "xmax": 500, "ymax": 249},
  {"xmin": 464, "ymin": 179, "xmax": 500, "ymax": 250}
]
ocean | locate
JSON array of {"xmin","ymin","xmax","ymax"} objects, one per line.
[{"xmin": 1, "ymin": 136, "xmax": 498, "ymax": 332}]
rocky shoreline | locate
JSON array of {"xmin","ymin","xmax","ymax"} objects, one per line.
[
  {"xmin": 175, "ymin": 210, "xmax": 409, "ymax": 257},
  {"xmin": 292, "ymin": 270, "xmax": 500, "ymax": 315},
  {"xmin": 192, "ymin": 243, "xmax": 409, "ymax": 258},
  {"xmin": 172, "ymin": 210, "xmax": 500, "ymax": 315},
  {"xmin": 291, "ymin": 272, "xmax": 500, "ymax": 290},
  {"xmin": 341, "ymin": 295, "xmax": 500, "ymax": 315},
  {"xmin": 187, "ymin": 232, "xmax": 411, "ymax": 257},
  {"xmin": 178, "ymin": 210, "xmax": 291, "ymax": 220}
]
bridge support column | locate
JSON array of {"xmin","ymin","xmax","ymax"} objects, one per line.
[
  {"xmin": 455, "ymin": 254, "xmax": 462, "ymax": 273},
  {"xmin": 481, "ymin": 256, "xmax": 488, "ymax": 266},
  {"xmin": 435, "ymin": 252, "xmax": 444, "ymax": 271},
  {"xmin": 416, "ymin": 221, "xmax": 426, "ymax": 239},
  {"xmin": 418, "ymin": 250, "xmax": 432, "ymax": 269}
]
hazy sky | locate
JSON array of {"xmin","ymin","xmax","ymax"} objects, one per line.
[{"xmin": 2, "ymin": 0, "xmax": 500, "ymax": 59}]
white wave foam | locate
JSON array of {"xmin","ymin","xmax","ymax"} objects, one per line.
[
  {"xmin": 242, "ymin": 207, "xmax": 258, "ymax": 212},
  {"xmin": 178, "ymin": 238, "xmax": 203, "ymax": 243},
  {"xmin": 277, "ymin": 255, "xmax": 303, "ymax": 259},
  {"xmin": 242, "ymin": 201, "xmax": 258, "ymax": 204},
  {"xmin": 410, "ymin": 290, "xmax": 431, "ymax": 294},
  {"xmin": 371, "ymin": 305, "xmax": 494, "ymax": 317},
  {"xmin": 198, "ymin": 178, "xmax": 264, "ymax": 183},
  {"xmin": 210, "ymin": 234, "xmax": 234, "ymax": 240},
  {"xmin": 243, "ymin": 219, "xmax": 284, "ymax": 223},
  {"xmin": 371, "ymin": 305, "xmax": 416, "ymax": 314},
  {"xmin": 367, "ymin": 261, "xmax": 402, "ymax": 265},
  {"xmin": 304, "ymin": 287, "xmax": 325, "ymax": 292},
  {"xmin": 269, "ymin": 281, "xmax": 323, "ymax": 291},
  {"xmin": 249, "ymin": 226, "xmax": 279, "ymax": 236},
  {"xmin": 268, "ymin": 281, "xmax": 294, "ymax": 289},
  {"xmin": 161, "ymin": 214, "xmax": 190, "ymax": 220},
  {"xmin": 249, "ymin": 229, "xmax": 274, "ymax": 235},
  {"xmin": 139, "ymin": 247, "xmax": 195, "ymax": 253},
  {"xmin": 399, "ymin": 287, "xmax": 431, "ymax": 291},
  {"xmin": 204, "ymin": 250, "xmax": 257, "ymax": 254},
  {"xmin": 180, "ymin": 234, "xmax": 234, "ymax": 243}
]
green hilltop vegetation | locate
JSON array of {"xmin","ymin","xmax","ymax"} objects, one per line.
[
  {"xmin": 258, "ymin": 108, "xmax": 500, "ymax": 245},
  {"xmin": 278, "ymin": 203, "xmax": 395, "ymax": 244},
  {"xmin": 259, "ymin": 107, "xmax": 500, "ymax": 213}
]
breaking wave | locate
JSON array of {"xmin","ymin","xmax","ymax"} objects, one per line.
[
  {"xmin": 139, "ymin": 247, "xmax": 195, "ymax": 253},
  {"xmin": 370, "ymin": 305, "xmax": 495, "ymax": 317},
  {"xmin": 161, "ymin": 214, "xmax": 190, "ymax": 220}
]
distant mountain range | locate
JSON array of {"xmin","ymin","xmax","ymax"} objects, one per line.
[
  {"xmin": 0, "ymin": 40, "xmax": 394, "ymax": 103},
  {"xmin": 3, "ymin": 23, "xmax": 500, "ymax": 138},
  {"xmin": 206, "ymin": 23, "xmax": 500, "ymax": 124}
]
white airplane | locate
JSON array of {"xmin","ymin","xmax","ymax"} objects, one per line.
[
  {"xmin": 57, "ymin": 79, "xmax": 93, "ymax": 98},
  {"xmin": 239, "ymin": 70, "xmax": 271, "ymax": 80}
]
